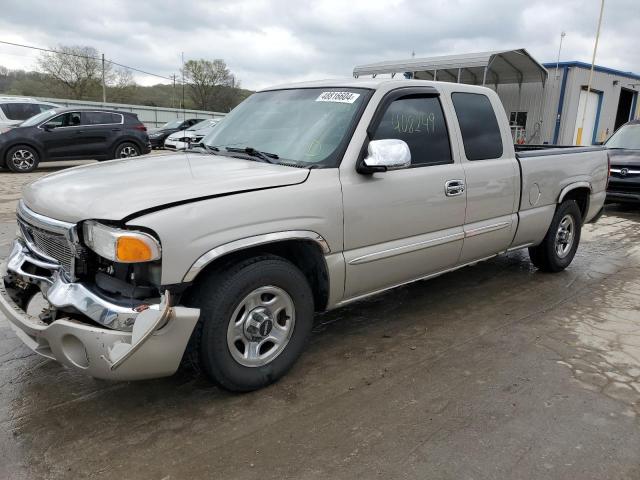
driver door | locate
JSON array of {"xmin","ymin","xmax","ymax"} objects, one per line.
[
  {"xmin": 39, "ymin": 111, "xmax": 87, "ymax": 159},
  {"xmin": 341, "ymin": 89, "xmax": 467, "ymax": 299}
]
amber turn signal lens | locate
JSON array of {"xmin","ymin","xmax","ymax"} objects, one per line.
[{"xmin": 116, "ymin": 236, "xmax": 153, "ymax": 262}]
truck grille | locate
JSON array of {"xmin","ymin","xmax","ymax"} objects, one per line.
[
  {"xmin": 18, "ymin": 219, "xmax": 75, "ymax": 275},
  {"xmin": 609, "ymin": 183, "xmax": 640, "ymax": 193}
]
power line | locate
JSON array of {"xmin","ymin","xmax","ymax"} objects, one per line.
[{"xmin": 0, "ymin": 39, "xmax": 176, "ymax": 81}]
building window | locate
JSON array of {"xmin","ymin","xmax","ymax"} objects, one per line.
[{"xmin": 509, "ymin": 111, "xmax": 528, "ymax": 128}]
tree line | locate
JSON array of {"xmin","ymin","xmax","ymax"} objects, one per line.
[{"xmin": 0, "ymin": 45, "xmax": 252, "ymax": 112}]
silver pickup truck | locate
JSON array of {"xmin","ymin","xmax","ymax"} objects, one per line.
[{"xmin": 0, "ymin": 79, "xmax": 608, "ymax": 391}]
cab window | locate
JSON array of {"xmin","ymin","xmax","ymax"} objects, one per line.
[
  {"xmin": 372, "ymin": 95, "xmax": 452, "ymax": 166},
  {"xmin": 451, "ymin": 93, "xmax": 503, "ymax": 160}
]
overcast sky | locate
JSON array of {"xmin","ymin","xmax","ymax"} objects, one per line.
[{"xmin": 0, "ymin": 0, "xmax": 638, "ymax": 91}]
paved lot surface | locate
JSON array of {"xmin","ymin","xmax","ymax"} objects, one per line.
[{"xmin": 0, "ymin": 162, "xmax": 639, "ymax": 479}]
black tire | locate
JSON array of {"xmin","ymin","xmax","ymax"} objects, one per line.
[
  {"xmin": 528, "ymin": 200, "xmax": 582, "ymax": 272},
  {"xmin": 113, "ymin": 142, "xmax": 140, "ymax": 159},
  {"xmin": 185, "ymin": 255, "xmax": 314, "ymax": 392},
  {"xmin": 5, "ymin": 145, "xmax": 40, "ymax": 173}
]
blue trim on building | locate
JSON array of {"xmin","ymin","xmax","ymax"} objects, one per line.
[
  {"xmin": 553, "ymin": 65, "xmax": 569, "ymax": 144},
  {"xmin": 542, "ymin": 61, "xmax": 640, "ymax": 81},
  {"xmin": 591, "ymin": 90, "xmax": 604, "ymax": 145}
]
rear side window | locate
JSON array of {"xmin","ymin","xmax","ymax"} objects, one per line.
[
  {"xmin": 1, "ymin": 103, "xmax": 42, "ymax": 121},
  {"xmin": 84, "ymin": 112, "xmax": 121, "ymax": 125},
  {"xmin": 372, "ymin": 96, "xmax": 452, "ymax": 166},
  {"xmin": 451, "ymin": 93, "xmax": 503, "ymax": 160}
]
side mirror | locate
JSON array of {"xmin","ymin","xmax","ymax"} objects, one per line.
[
  {"xmin": 358, "ymin": 139, "xmax": 411, "ymax": 174},
  {"xmin": 43, "ymin": 124, "xmax": 55, "ymax": 132}
]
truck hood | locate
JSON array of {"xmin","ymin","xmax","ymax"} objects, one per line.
[
  {"xmin": 607, "ymin": 148, "xmax": 640, "ymax": 166},
  {"xmin": 22, "ymin": 152, "xmax": 309, "ymax": 223}
]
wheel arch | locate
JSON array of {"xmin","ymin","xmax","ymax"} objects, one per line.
[
  {"xmin": 558, "ymin": 182, "xmax": 591, "ymax": 220},
  {"xmin": 183, "ymin": 232, "xmax": 331, "ymax": 312}
]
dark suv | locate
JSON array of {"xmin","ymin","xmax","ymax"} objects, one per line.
[
  {"xmin": 605, "ymin": 120, "xmax": 640, "ymax": 204},
  {"xmin": 148, "ymin": 118, "xmax": 202, "ymax": 148},
  {"xmin": 0, "ymin": 108, "xmax": 151, "ymax": 173}
]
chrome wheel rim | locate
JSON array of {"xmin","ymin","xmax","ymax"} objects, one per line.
[
  {"xmin": 226, "ymin": 286, "xmax": 295, "ymax": 367},
  {"xmin": 555, "ymin": 214, "xmax": 575, "ymax": 258},
  {"xmin": 11, "ymin": 149, "xmax": 36, "ymax": 170},
  {"xmin": 119, "ymin": 146, "xmax": 138, "ymax": 158}
]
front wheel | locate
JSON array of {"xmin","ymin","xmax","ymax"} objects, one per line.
[
  {"xmin": 528, "ymin": 200, "xmax": 582, "ymax": 272},
  {"xmin": 6, "ymin": 145, "xmax": 40, "ymax": 173},
  {"xmin": 185, "ymin": 255, "xmax": 314, "ymax": 392}
]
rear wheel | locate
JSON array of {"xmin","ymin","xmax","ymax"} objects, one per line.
[
  {"xmin": 185, "ymin": 255, "xmax": 314, "ymax": 392},
  {"xmin": 528, "ymin": 200, "xmax": 582, "ymax": 272},
  {"xmin": 113, "ymin": 142, "xmax": 140, "ymax": 159},
  {"xmin": 5, "ymin": 145, "xmax": 39, "ymax": 173}
]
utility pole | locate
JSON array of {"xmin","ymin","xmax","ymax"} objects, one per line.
[
  {"xmin": 101, "ymin": 53, "xmax": 106, "ymax": 104},
  {"xmin": 576, "ymin": 0, "xmax": 605, "ymax": 145},
  {"xmin": 554, "ymin": 32, "xmax": 566, "ymax": 80},
  {"xmin": 181, "ymin": 52, "xmax": 185, "ymax": 119},
  {"xmin": 171, "ymin": 74, "xmax": 176, "ymax": 109}
]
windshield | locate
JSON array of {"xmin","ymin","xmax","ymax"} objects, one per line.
[
  {"xmin": 606, "ymin": 124, "xmax": 640, "ymax": 150},
  {"xmin": 189, "ymin": 119, "xmax": 218, "ymax": 131},
  {"xmin": 201, "ymin": 88, "xmax": 369, "ymax": 167},
  {"xmin": 20, "ymin": 109, "xmax": 59, "ymax": 127},
  {"xmin": 162, "ymin": 119, "xmax": 183, "ymax": 129}
]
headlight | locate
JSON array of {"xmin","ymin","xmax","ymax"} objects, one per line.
[{"xmin": 83, "ymin": 221, "xmax": 161, "ymax": 263}]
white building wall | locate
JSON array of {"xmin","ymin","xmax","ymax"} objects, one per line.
[
  {"xmin": 493, "ymin": 66, "xmax": 640, "ymax": 146},
  {"xmin": 559, "ymin": 67, "xmax": 640, "ymax": 145}
]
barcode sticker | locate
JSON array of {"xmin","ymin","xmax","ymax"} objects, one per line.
[{"xmin": 315, "ymin": 91, "xmax": 360, "ymax": 104}]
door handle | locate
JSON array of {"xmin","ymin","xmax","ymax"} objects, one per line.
[
  {"xmin": 76, "ymin": 130, "xmax": 84, "ymax": 134},
  {"xmin": 445, "ymin": 179, "xmax": 465, "ymax": 197},
  {"xmin": 111, "ymin": 128, "xmax": 122, "ymax": 132}
]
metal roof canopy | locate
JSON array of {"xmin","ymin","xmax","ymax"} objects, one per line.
[{"xmin": 353, "ymin": 49, "xmax": 548, "ymax": 86}]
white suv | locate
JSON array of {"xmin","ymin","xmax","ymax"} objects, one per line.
[{"xmin": 0, "ymin": 97, "xmax": 59, "ymax": 129}]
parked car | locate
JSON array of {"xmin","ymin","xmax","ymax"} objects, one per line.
[
  {"xmin": 0, "ymin": 79, "xmax": 608, "ymax": 391},
  {"xmin": 0, "ymin": 107, "xmax": 150, "ymax": 172},
  {"xmin": 0, "ymin": 96, "xmax": 59, "ymax": 130},
  {"xmin": 164, "ymin": 119, "xmax": 220, "ymax": 151},
  {"xmin": 604, "ymin": 119, "xmax": 640, "ymax": 204},
  {"xmin": 148, "ymin": 118, "xmax": 201, "ymax": 148}
]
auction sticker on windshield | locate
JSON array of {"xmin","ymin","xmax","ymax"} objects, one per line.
[{"xmin": 316, "ymin": 91, "xmax": 361, "ymax": 103}]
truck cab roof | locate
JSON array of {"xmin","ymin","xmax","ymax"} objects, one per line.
[{"xmin": 260, "ymin": 78, "xmax": 495, "ymax": 95}]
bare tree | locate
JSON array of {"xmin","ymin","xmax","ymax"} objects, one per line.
[
  {"xmin": 107, "ymin": 68, "xmax": 137, "ymax": 103},
  {"xmin": 182, "ymin": 59, "xmax": 237, "ymax": 110},
  {"xmin": 37, "ymin": 45, "xmax": 103, "ymax": 99},
  {"xmin": 37, "ymin": 45, "xmax": 137, "ymax": 102}
]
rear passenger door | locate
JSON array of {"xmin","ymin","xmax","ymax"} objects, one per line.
[
  {"xmin": 341, "ymin": 89, "xmax": 467, "ymax": 299},
  {"xmin": 450, "ymin": 92, "xmax": 519, "ymax": 263},
  {"xmin": 81, "ymin": 111, "xmax": 122, "ymax": 157}
]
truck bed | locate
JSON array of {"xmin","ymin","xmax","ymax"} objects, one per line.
[{"xmin": 509, "ymin": 145, "xmax": 609, "ymax": 249}]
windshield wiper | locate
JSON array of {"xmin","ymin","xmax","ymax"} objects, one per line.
[
  {"xmin": 225, "ymin": 147, "xmax": 279, "ymax": 164},
  {"xmin": 189, "ymin": 143, "xmax": 220, "ymax": 154}
]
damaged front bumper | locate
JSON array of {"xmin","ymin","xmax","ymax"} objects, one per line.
[{"xmin": 1, "ymin": 240, "xmax": 200, "ymax": 380}]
